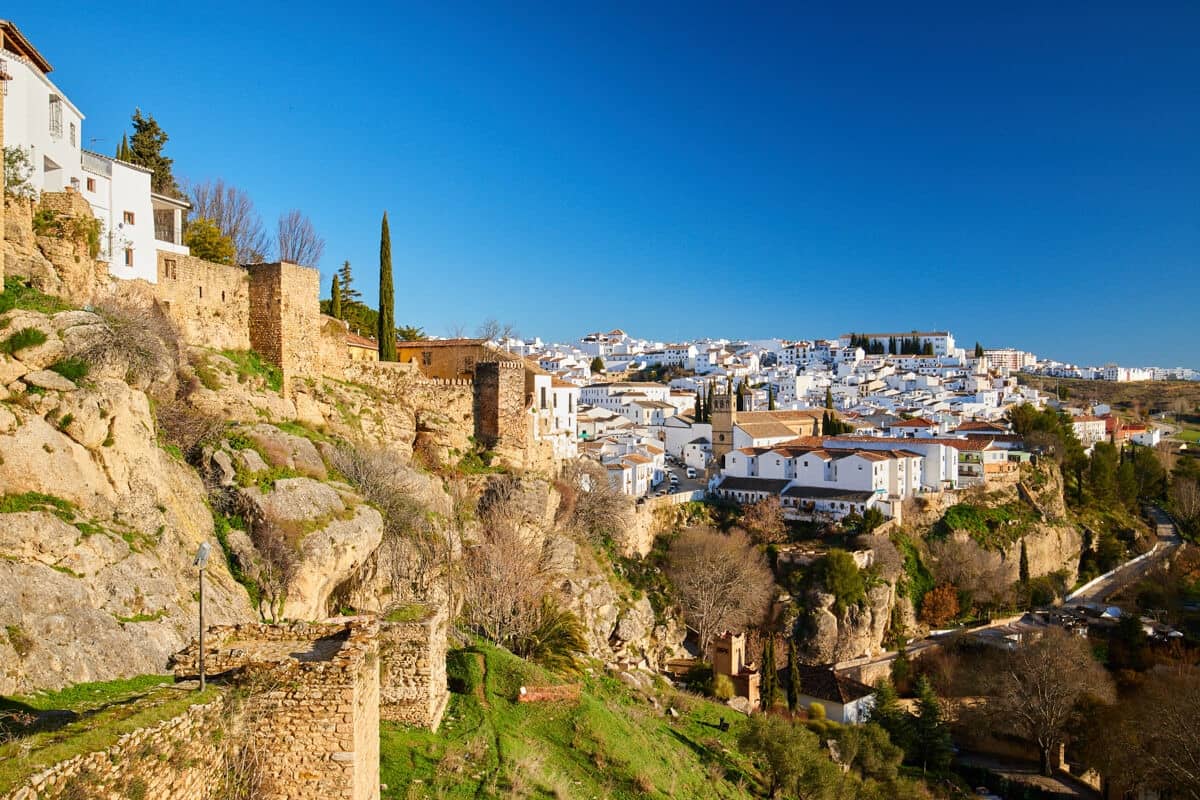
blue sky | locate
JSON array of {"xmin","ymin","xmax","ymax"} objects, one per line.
[{"xmin": 16, "ymin": 2, "xmax": 1200, "ymax": 366}]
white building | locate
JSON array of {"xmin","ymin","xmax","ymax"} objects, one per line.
[{"xmin": 2, "ymin": 21, "xmax": 189, "ymax": 283}]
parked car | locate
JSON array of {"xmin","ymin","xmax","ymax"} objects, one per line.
[{"xmin": 685, "ymin": 467, "xmax": 697, "ymax": 479}]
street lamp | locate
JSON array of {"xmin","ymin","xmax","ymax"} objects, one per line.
[{"xmin": 193, "ymin": 542, "xmax": 211, "ymax": 690}]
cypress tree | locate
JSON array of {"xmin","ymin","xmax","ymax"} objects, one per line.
[
  {"xmin": 759, "ymin": 636, "xmax": 777, "ymax": 711},
  {"xmin": 825, "ymin": 386, "xmax": 834, "ymax": 409},
  {"xmin": 1019, "ymin": 538, "xmax": 1030, "ymax": 585},
  {"xmin": 768, "ymin": 386, "xmax": 776, "ymax": 410},
  {"xmin": 330, "ymin": 274, "xmax": 342, "ymax": 319},
  {"xmin": 377, "ymin": 212, "xmax": 396, "ymax": 362},
  {"xmin": 787, "ymin": 637, "xmax": 802, "ymax": 710},
  {"xmin": 975, "ymin": 341, "xmax": 985, "ymax": 358}
]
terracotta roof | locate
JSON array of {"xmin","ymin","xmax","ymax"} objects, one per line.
[
  {"xmin": 398, "ymin": 338, "xmax": 486, "ymax": 347},
  {"xmin": 890, "ymin": 417, "xmax": 937, "ymax": 428},
  {"xmin": 346, "ymin": 332, "xmax": 376, "ymax": 349},
  {"xmin": 0, "ymin": 20, "xmax": 53, "ymax": 73}
]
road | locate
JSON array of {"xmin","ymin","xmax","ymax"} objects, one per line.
[
  {"xmin": 836, "ymin": 508, "xmax": 1183, "ymax": 680},
  {"xmin": 1064, "ymin": 506, "xmax": 1182, "ymax": 605}
]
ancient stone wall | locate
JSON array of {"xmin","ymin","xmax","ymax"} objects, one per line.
[
  {"xmin": 248, "ymin": 261, "xmax": 322, "ymax": 395},
  {"xmin": 2, "ymin": 694, "xmax": 231, "ymax": 800},
  {"xmin": 379, "ymin": 605, "xmax": 449, "ymax": 730},
  {"xmin": 155, "ymin": 251, "xmax": 251, "ymax": 351},
  {"xmin": 394, "ymin": 340, "xmax": 491, "ymax": 379},
  {"xmin": 172, "ymin": 619, "xmax": 380, "ymax": 800}
]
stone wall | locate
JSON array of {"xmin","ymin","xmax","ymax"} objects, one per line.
[
  {"xmin": 394, "ymin": 340, "xmax": 491, "ymax": 379},
  {"xmin": 172, "ymin": 619, "xmax": 380, "ymax": 800},
  {"xmin": 2, "ymin": 693, "xmax": 231, "ymax": 800},
  {"xmin": 379, "ymin": 605, "xmax": 449, "ymax": 730},
  {"xmin": 248, "ymin": 261, "xmax": 322, "ymax": 395},
  {"xmin": 155, "ymin": 251, "xmax": 251, "ymax": 351}
]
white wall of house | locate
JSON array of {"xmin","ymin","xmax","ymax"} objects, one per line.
[{"xmin": 3, "ymin": 52, "xmax": 85, "ymax": 193}]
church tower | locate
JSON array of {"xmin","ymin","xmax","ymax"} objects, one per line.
[{"xmin": 711, "ymin": 390, "xmax": 737, "ymax": 465}]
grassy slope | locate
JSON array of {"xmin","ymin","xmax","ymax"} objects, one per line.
[
  {"xmin": 381, "ymin": 644, "xmax": 760, "ymax": 800},
  {"xmin": 0, "ymin": 675, "xmax": 218, "ymax": 793}
]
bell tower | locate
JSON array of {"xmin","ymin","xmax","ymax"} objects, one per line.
[{"xmin": 711, "ymin": 390, "xmax": 737, "ymax": 465}]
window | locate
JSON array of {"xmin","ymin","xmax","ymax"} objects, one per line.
[
  {"xmin": 69, "ymin": 122, "xmax": 76, "ymax": 146},
  {"xmin": 163, "ymin": 258, "xmax": 177, "ymax": 280},
  {"xmin": 123, "ymin": 211, "xmax": 136, "ymax": 225},
  {"xmin": 124, "ymin": 248, "xmax": 134, "ymax": 266},
  {"xmin": 48, "ymin": 96, "xmax": 63, "ymax": 137},
  {"xmin": 86, "ymin": 177, "xmax": 95, "ymax": 192},
  {"xmin": 198, "ymin": 286, "xmax": 203, "ymax": 299},
  {"xmin": 421, "ymin": 351, "xmax": 432, "ymax": 366}
]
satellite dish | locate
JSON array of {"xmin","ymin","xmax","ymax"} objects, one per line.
[{"xmin": 193, "ymin": 542, "xmax": 211, "ymax": 568}]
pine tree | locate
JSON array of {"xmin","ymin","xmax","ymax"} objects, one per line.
[
  {"xmin": 127, "ymin": 109, "xmax": 178, "ymax": 196},
  {"xmin": 825, "ymin": 386, "xmax": 834, "ymax": 409},
  {"xmin": 786, "ymin": 637, "xmax": 802, "ymax": 711},
  {"xmin": 867, "ymin": 679, "xmax": 913, "ymax": 753},
  {"xmin": 377, "ymin": 212, "xmax": 396, "ymax": 362},
  {"xmin": 590, "ymin": 356, "xmax": 604, "ymax": 375},
  {"xmin": 330, "ymin": 274, "xmax": 343, "ymax": 320},
  {"xmin": 759, "ymin": 636, "xmax": 777, "ymax": 711},
  {"xmin": 337, "ymin": 260, "xmax": 362, "ymax": 304},
  {"xmin": 913, "ymin": 677, "xmax": 953, "ymax": 773},
  {"xmin": 1019, "ymin": 538, "xmax": 1030, "ymax": 585}
]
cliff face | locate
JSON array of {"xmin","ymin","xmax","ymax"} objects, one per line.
[
  {"xmin": 802, "ymin": 582, "xmax": 897, "ymax": 663},
  {"xmin": 0, "ymin": 309, "xmax": 255, "ymax": 694}
]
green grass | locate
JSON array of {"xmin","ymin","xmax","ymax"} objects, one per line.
[
  {"xmin": 0, "ymin": 327, "xmax": 48, "ymax": 355},
  {"xmin": 1177, "ymin": 429, "xmax": 1200, "ymax": 443},
  {"xmin": 0, "ymin": 492, "xmax": 76, "ymax": 520},
  {"xmin": 113, "ymin": 609, "xmax": 167, "ymax": 624},
  {"xmin": 272, "ymin": 419, "xmax": 331, "ymax": 443},
  {"xmin": 0, "ymin": 277, "xmax": 74, "ymax": 315},
  {"xmin": 220, "ymin": 349, "xmax": 283, "ymax": 393},
  {"xmin": 380, "ymin": 643, "xmax": 759, "ymax": 799},
  {"xmin": 0, "ymin": 675, "xmax": 217, "ymax": 793},
  {"xmin": 49, "ymin": 357, "xmax": 89, "ymax": 382},
  {"xmin": 932, "ymin": 502, "xmax": 1038, "ymax": 550},
  {"xmin": 382, "ymin": 603, "xmax": 431, "ymax": 623}
]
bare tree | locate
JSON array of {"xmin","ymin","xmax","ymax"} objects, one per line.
[
  {"xmin": 252, "ymin": 522, "xmax": 298, "ymax": 623},
  {"xmin": 1171, "ymin": 476, "xmax": 1200, "ymax": 531},
  {"xmin": 928, "ymin": 537, "xmax": 1011, "ymax": 612},
  {"xmin": 1084, "ymin": 670, "xmax": 1200, "ymax": 799},
  {"xmin": 184, "ymin": 178, "xmax": 270, "ymax": 264},
  {"xmin": 73, "ymin": 297, "xmax": 182, "ymax": 399},
  {"xmin": 664, "ymin": 527, "xmax": 775, "ymax": 655},
  {"xmin": 559, "ymin": 459, "xmax": 633, "ymax": 545},
  {"xmin": 740, "ymin": 496, "xmax": 788, "ymax": 544},
  {"xmin": 974, "ymin": 628, "xmax": 1115, "ymax": 775},
  {"xmin": 276, "ymin": 209, "xmax": 325, "ymax": 267}
]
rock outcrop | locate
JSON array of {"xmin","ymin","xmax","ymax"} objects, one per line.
[
  {"xmin": 803, "ymin": 582, "xmax": 897, "ymax": 664},
  {"xmin": 0, "ymin": 309, "xmax": 255, "ymax": 694}
]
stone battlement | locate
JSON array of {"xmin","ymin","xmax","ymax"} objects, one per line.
[{"xmin": 378, "ymin": 605, "xmax": 450, "ymax": 731}]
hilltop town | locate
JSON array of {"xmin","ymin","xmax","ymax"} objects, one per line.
[{"xmin": 2, "ymin": 17, "xmax": 1200, "ymax": 800}]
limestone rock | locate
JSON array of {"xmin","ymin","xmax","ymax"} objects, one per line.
[
  {"xmin": 282, "ymin": 504, "xmax": 385, "ymax": 621},
  {"xmin": 244, "ymin": 423, "xmax": 327, "ymax": 479},
  {"xmin": 24, "ymin": 369, "xmax": 77, "ymax": 392}
]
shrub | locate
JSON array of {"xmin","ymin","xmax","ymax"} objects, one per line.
[
  {"xmin": 73, "ymin": 299, "xmax": 180, "ymax": 395},
  {"xmin": 513, "ymin": 598, "xmax": 589, "ymax": 675},
  {"xmin": 49, "ymin": 358, "xmax": 89, "ymax": 382},
  {"xmin": 712, "ymin": 673, "xmax": 735, "ymax": 700},
  {"xmin": 817, "ymin": 549, "xmax": 866, "ymax": 613},
  {"xmin": 4, "ymin": 147, "xmax": 37, "ymax": 198},
  {"xmin": 1, "ymin": 327, "xmax": 47, "ymax": 355},
  {"xmin": 808, "ymin": 701, "xmax": 826, "ymax": 720},
  {"xmin": 220, "ymin": 349, "xmax": 282, "ymax": 393},
  {"xmin": 919, "ymin": 584, "xmax": 960, "ymax": 627}
]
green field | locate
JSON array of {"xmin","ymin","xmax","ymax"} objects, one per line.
[
  {"xmin": 380, "ymin": 644, "xmax": 759, "ymax": 799},
  {"xmin": 1176, "ymin": 429, "xmax": 1200, "ymax": 443}
]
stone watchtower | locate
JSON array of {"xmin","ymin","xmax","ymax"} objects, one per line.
[
  {"xmin": 473, "ymin": 360, "xmax": 528, "ymax": 453},
  {"xmin": 711, "ymin": 391, "xmax": 736, "ymax": 464},
  {"xmin": 248, "ymin": 261, "xmax": 321, "ymax": 395}
]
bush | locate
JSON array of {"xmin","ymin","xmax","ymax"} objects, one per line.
[
  {"xmin": 817, "ymin": 549, "xmax": 866, "ymax": 613},
  {"xmin": 49, "ymin": 358, "xmax": 89, "ymax": 382},
  {"xmin": 3, "ymin": 146, "xmax": 36, "ymax": 199},
  {"xmin": 712, "ymin": 673, "xmax": 735, "ymax": 701},
  {"xmin": 919, "ymin": 584, "xmax": 960, "ymax": 627},
  {"xmin": 1, "ymin": 327, "xmax": 47, "ymax": 355},
  {"xmin": 512, "ymin": 598, "xmax": 589, "ymax": 675},
  {"xmin": 72, "ymin": 299, "xmax": 180, "ymax": 395}
]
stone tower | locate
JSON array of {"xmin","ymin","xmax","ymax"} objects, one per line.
[
  {"xmin": 473, "ymin": 360, "xmax": 528, "ymax": 453},
  {"xmin": 0, "ymin": 45, "xmax": 8, "ymax": 285},
  {"xmin": 711, "ymin": 390, "xmax": 737, "ymax": 464},
  {"xmin": 248, "ymin": 261, "xmax": 321, "ymax": 395}
]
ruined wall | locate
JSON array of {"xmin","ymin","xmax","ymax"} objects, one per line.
[
  {"xmin": 248, "ymin": 261, "xmax": 322, "ymax": 394},
  {"xmin": 172, "ymin": 619, "xmax": 380, "ymax": 800},
  {"xmin": 2, "ymin": 695, "xmax": 230, "ymax": 800},
  {"xmin": 155, "ymin": 251, "xmax": 251, "ymax": 350},
  {"xmin": 379, "ymin": 605, "xmax": 449, "ymax": 730}
]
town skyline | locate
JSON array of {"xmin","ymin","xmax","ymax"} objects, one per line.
[{"xmin": 10, "ymin": 3, "xmax": 1199, "ymax": 368}]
